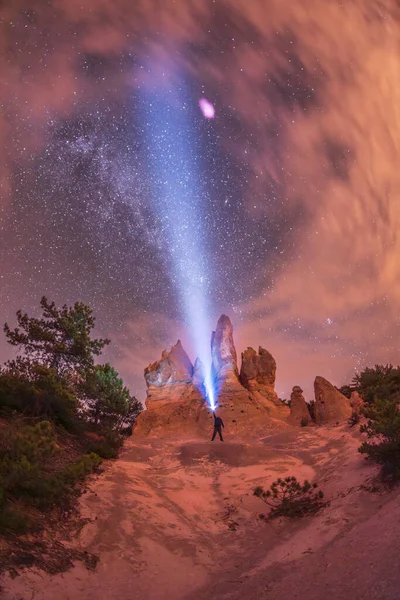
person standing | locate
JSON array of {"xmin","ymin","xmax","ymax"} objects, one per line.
[{"xmin": 211, "ymin": 412, "xmax": 224, "ymax": 441}]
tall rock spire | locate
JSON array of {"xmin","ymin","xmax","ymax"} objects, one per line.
[{"xmin": 211, "ymin": 314, "xmax": 239, "ymax": 382}]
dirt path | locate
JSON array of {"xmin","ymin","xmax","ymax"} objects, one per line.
[{"xmin": 3, "ymin": 425, "xmax": 400, "ymax": 600}]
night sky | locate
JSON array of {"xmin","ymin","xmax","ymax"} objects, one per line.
[{"xmin": 1, "ymin": 0, "xmax": 400, "ymax": 402}]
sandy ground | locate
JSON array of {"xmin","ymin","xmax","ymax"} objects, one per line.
[{"xmin": 3, "ymin": 424, "xmax": 400, "ymax": 600}]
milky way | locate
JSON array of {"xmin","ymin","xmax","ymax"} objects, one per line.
[{"xmin": 1, "ymin": 1, "xmax": 400, "ymax": 401}]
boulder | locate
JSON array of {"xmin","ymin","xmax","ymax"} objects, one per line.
[
  {"xmin": 288, "ymin": 386, "xmax": 310, "ymax": 425},
  {"xmin": 314, "ymin": 376, "xmax": 352, "ymax": 424}
]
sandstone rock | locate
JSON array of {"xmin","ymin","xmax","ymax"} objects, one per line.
[
  {"xmin": 238, "ymin": 345, "xmax": 288, "ymax": 419},
  {"xmin": 135, "ymin": 315, "xmax": 291, "ymax": 439},
  {"xmin": 144, "ymin": 340, "xmax": 193, "ymax": 389},
  {"xmin": 240, "ymin": 346, "xmax": 276, "ymax": 391},
  {"xmin": 211, "ymin": 314, "xmax": 239, "ymax": 383},
  {"xmin": 210, "ymin": 317, "xmax": 289, "ymax": 428},
  {"xmin": 314, "ymin": 376, "xmax": 352, "ymax": 424},
  {"xmin": 134, "ymin": 384, "xmax": 207, "ymax": 437},
  {"xmin": 192, "ymin": 357, "xmax": 205, "ymax": 387},
  {"xmin": 288, "ymin": 386, "xmax": 310, "ymax": 425}
]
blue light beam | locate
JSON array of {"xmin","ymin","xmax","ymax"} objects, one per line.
[{"xmin": 141, "ymin": 73, "xmax": 217, "ymax": 410}]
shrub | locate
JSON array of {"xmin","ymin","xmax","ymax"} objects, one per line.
[
  {"xmin": 342, "ymin": 364, "xmax": 400, "ymax": 406},
  {"xmin": 62, "ymin": 453, "xmax": 102, "ymax": 485},
  {"xmin": 83, "ymin": 430, "xmax": 123, "ymax": 459},
  {"xmin": 300, "ymin": 417, "xmax": 309, "ymax": 427},
  {"xmin": 0, "ymin": 420, "xmax": 102, "ymax": 517},
  {"xmin": 254, "ymin": 476, "xmax": 325, "ymax": 520},
  {"xmin": 0, "ymin": 363, "xmax": 79, "ymax": 431},
  {"xmin": 81, "ymin": 363, "xmax": 141, "ymax": 433},
  {"xmin": 359, "ymin": 397, "xmax": 400, "ymax": 479},
  {"xmin": 0, "ymin": 504, "xmax": 30, "ymax": 535},
  {"xmin": 0, "ymin": 420, "xmax": 64, "ymax": 509}
]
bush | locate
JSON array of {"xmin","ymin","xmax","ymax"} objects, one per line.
[
  {"xmin": 83, "ymin": 431, "xmax": 123, "ymax": 459},
  {"xmin": 300, "ymin": 417, "xmax": 309, "ymax": 427},
  {"xmin": 359, "ymin": 397, "xmax": 400, "ymax": 479},
  {"xmin": 343, "ymin": 364, "xmax": 400, "ymax": 406},
  {"xmin": 82, "ymin": 363, "xmax": 141, "ymax": 433},
  {"xmin": 0, "ymin": 420, "xmax": 64, "ymax": 509},
  {"xmin": 62, "ymin": 453, "xmax": 102, "ymax": 485},
  {"xmin": 0, "ymin": 504, "xmax": 30, "ymax": 535},
  {"xmin": 254, "ymin": 476, "xmax": 325, "ymax": 520},
  {"xmin": 0, "ymin": 364, "xmax": 79, "ymax": 431},
  {"xmin": 0, "ymin": 419, "xmax": 102, "ymax": 520}
]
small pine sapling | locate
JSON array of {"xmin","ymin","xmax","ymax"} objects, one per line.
[{"xmin": 254, "ymin": 476, "xmax": 325, "ymax": 520}]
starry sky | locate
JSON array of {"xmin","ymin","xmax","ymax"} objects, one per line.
[{"xmin": 1, "ymin": 0, "xmax": 400, "ymax": 402}]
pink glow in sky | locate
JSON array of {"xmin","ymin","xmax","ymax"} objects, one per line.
[{"xmin": 199, "ymin": 98, "xmax": 215, "ymax": 119}]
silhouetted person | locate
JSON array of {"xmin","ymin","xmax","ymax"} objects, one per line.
[{"xmin": 212, "ymin": 413, "xmax": 224, "ymax": 441}]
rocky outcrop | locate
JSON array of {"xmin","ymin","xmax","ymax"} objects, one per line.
[
  {"xmin": 134, "ymin": 315, "xmax": 290, "ymax": 438},
  {"xmin": 192, "ymin": 357, "xmax": 205, "ymax": 386},
  {"xmin": 135, "ymin": 340, "xmax": 207, "ymax": 435},
  {"xmin": 144, "ymin": 340, "xmax": 193, "ymax": 389},
  {"xmin": 133, "ymin": 383, "xmax": 208, "ymax": 437},
  {"xmin": 239, "ymin": 346, "xmax": 288, "ymax": 419},
  {"xmin": 288, "ymin": 386, "xmax": 310, "ymax": 425},
  {"xmin": 211, "ymin": 314, "xmax": 239, "ymax": 383},
  {"xmin": 314, "ymin": 376, "xmax": 352, "ymax": 424},
  {"xmin": 240, "ymin": 347, "xmax": 276, "ymax": 391}
]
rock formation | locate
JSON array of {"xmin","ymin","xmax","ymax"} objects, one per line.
[
  {"xmin": 211, "ymin": 314, "xmax": 239, "ymax": 383},
  {"xmin": 239, "ymin": 346, "xmax": 288, "ymax": 419},
  {"xmin": 135, "ymin": 341, "xmax": 207, "ymax": 436},
  {"xmin": 288, "ymin": 386, "xmax": 310, "ymax": 425},
  {"xmin": 240, "ymin": 346, "xmax": 276, "ymax": 391},
  {"xmin": 134, "ymin": 315, "xmax": 290, "ymax": 438},
  {"xmin": 192, "ymin": 357, "xmax": 205, "ymax": 388},
  {"xmin": 144, "ymin": 340, "xmax": 192, "ymax": 390},
  {"xmin": 314, "ymin": 376, "xmax": 352, "ymax": 424}
]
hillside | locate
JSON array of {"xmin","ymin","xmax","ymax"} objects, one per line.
[{"xmin": 3, "ymin": 422, "xmax": 400, "ymax": 600}]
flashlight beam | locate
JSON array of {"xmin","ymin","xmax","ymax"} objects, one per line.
[{"xmin": 141, "ymin": 69, "xmax": 217, "ymax": 409}]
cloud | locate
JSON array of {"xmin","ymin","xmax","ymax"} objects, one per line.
[{"xmin": 3, "ymin": 0, "xmax": 400, "ymax": 400}]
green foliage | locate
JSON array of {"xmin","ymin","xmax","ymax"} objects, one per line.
[
  {"xmin": 62, "ymin": 453, "xmax": 102, "ymax": 485},
  {"xmin": 4, "ymin": 297, "xmax": 110, "ymax": 378},
  {"xmin": 84, "ymin": 431, "xmax": 123, "ymax": 459},
  {"xmin": 350, "ymin": 364, "xmax": 400, "ymax": 405},
  {"xmin": 0, "ymin": 299, "xmax": 138, "ymax": 438},
  {"xmin": 254, "ymin": 476, "xmax": 325, "ymax": 520},
  {"xmin": 0, "ymin": 504, "xmax": 30, "ymax": 535},
  {"xmin": 338, "ymin": 384, "xmax": 353, "ymax": 399},
  {"xmin": 0, "ymin": 298, "xmax": 134, "ymax": 542},
  {"xmin": 0, "ymin": 420, "xmax": 61, "ymax": 508},
  {"xmin": 82, "ymin": 363, "xmax": 141, "ymax": 433},
  {"xmin": 359, "ymin": 397, "xmax": 400, "ymax": 479},
  {"xmin": 300, "ymin": 417, "xmax": 309, "ymax": 427},
  {"xmin": 0, "ymin": 362, "xmax": 78, "ymax": 429},
  {"xmin": 0, "ymin": 419, "xmax": 102, "ymax": 529}
]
